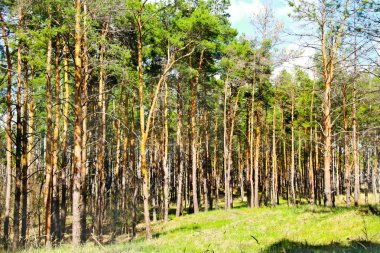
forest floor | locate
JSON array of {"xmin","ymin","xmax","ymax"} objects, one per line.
[{"xmin": 20, "ymin": 195, "xmax": 380, "ymax": 253}]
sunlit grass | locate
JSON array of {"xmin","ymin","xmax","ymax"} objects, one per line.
[{"xmin": 19, "ymin": 194, "xmax": 380, "ymax": 253}]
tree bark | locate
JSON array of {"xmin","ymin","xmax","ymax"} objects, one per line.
[
  {"xmin": 342, "ymin": 84, "xmax": 351, "ymax": 206},
  {"xmin": 271, "ymin": 105, "xmax": 277, "ymax": 206},
  {"xmin": 137, "ymin": 8, "xmax": 152, "ymax": 238},
  {"xmin": 309, "ymin": 82, "xmax": 315, "ymax": 205},
  {"xmin": 191, "ymin": 49, "xmax": 204, "ymax": 213},
  {"xmin": 44, "ymin": 9, "xmax": 53, "ymax": 247},
  {"xmin": 21, "ymin": 60, "xmax": 29, "ymax": 247},
  {"xmin": 163, "ymin": 80, "xmax": 169, "ymax": 222},
  {"xmin": 1, "ymin": 10, "xmax": 13, "ymax": 250},
  {"xmin": 96, "ymin": 21, "xmax": 108, "ymax": 242},
  {"xmin": 320, "ymin": 0, "xmax": 349, "ymax": 207},
  {"xmin": 353, "ymin": 78, "xmax": 360, "ymax": 206},
  {"xmin": 254, "ymin": 100, "xmax": 261, "ymax": 208},
  {"xmin": 176, "ymin": 76, "xmax": 185, "ymax": 217},
  {"xmin": 13, "ymin": 4, "xmax": 24, "ymax": 248},
  {"xmin": 60, "ymin": 43, "xmax": 69, "ymax": 240},
  {"xmin": 291, "ymin": 91, "xmax": 296, "ymax": 205},
  {"xmin": 72, "ymin": 0, "xmax": 83, "ymax": 245},
  {"xmin": 52, "ymin": 36, "xmax": 61, "ymax": 243},
  {"xmin": 80, "ymin": 1, "xmax": 89, "ymax": 242}
]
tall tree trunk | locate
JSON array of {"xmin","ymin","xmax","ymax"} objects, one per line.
[
  {"xmin": 96, "ymin": 21, "xmax": 108, "ymax": 242},
  {"xmin": 315, "ymin": 125, "xmax": 321, "ymax": 205},
  {"xmin": 0, "ymin": 11, "xmax": 13, "ymax": 250},
  {"xmin": 323, "ymin": 79, "xmax": 333, "ymax": 207},
  {"xmin": 320, "ymin": 0, "xmax": 349, "ymax": 208},
  {"xmin": 246, "ymin": 100, "xmax": 251, "ymax": 206},
  {"xmin": 80, "ymin": 1, "xmax": 89, "ymax": 242},
  {"xmin": 238, "ymin": 139, "xmax": 244, "ymax": 203},
  {"xmin": 264, "ymin": 117, "xmax": 270, "ymax": 205},
  {"xmin": 112, "ymin": 80, "xmax": 125, "ymax": 237},
  {"xmin": 21, "ymin": 60, "xmax": 29, "ymax": 247},
  {"xmin": 291, "ymin": 91, "xmax": 296, "ymax": 205},
  {"xmin": 342, "ymin": 84, "xmax": 351, "ymax": 206},
  {"xmin": 254, "ymin": 100, "xmax": 261, "ymax": 208},
  {"xmin": 309, "ymin": 82, "xmax": 315, "ymax": 205},
  {"xmin": 373, "ymin": 143, "xmax": 379, "ymax": 203},
  {"xmin": 204, "ymin": 111, "xmax": 212, "ymax": 210},
  {"xmin": 61, "ymin": 43, "xmax": 69, "ymax": 239},
  {"xmin": 163, "ymin": 80, "xmax": 169, "ymax": 222},
  {"xmin": 226, "ymin": 89, "xmax": 240, "ymax": 209},
  {"xmin": 223, "ymin": 81, "xmax": 229, "ymax": 210},
  {"xmin": 249, "ymin": 83, "xmax": 256, "ymax": 208},
  {"xmin": 137, "ymin": 8, "xmax": 152, "ymax": 239},
  {"xmin": 121, "ymin": 82, "xmax": 129, "ymax": 232},
  {"xmin": 353, "ymin": 78, "xmax": 360, "ymax": 206},
  {"xmin": 130, "ymin": 96, "xmax": 137, "ymax": 237},
  {"xmin": 191, "ymin": 49, "xmax": 204, "ymax": 213},
  {"xmin": 271, "ymin": 105, "xmax": 277, "ymax": 206},
  {"xmin": 72, "ymin": 0, "xmax": 83, "ymax": 245},
  {"xmin": 213, "ymin": 120, "xmax": 219, "ymax": 208},
  {"xmin": 27, "ymin": 67, "xmax": 36, "ymax": 244},
  {"xmin": 176, "ymin": 76, "xmax": 185, "ymax": 217},
  {"xmin": 44, "ymin": 9, "xmax": 53, "ymax": 247},
  {"xmin": 298, "ymin": 128, "xmax": 302, "ymax": 202},
  {"xmin": 14, "ymin": 4, "xmax": 24, "ymax": 248},
  {"xmin": 52, "ymin": 36, "xmax": 61, "ymax": 243}
]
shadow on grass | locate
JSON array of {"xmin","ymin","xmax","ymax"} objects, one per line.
[
  {"xmin": 262, "ymin": 239, "xmax": 380, "ymax": 253},
  {"xmin": 359, "ymin": 205, "xmax": 380, "ymax": 216},
  {"xmin": 298, "ymin": 204, "xmax": 380, "ymax": 217},
  {"xmin": 153, "ymin": 224, "xmax": 201, "ymax": 239}
]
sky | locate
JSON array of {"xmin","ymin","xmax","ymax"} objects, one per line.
[
  {"xmin": 227, "ymin": 0, "xmax": 293, "ymax": 37},
  {"xmin": 227, "ymin": 0, "xmax": 316, "ymax": 76}
]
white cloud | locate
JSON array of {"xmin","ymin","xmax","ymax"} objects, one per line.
[
  {"xmin": 273, "ymin": 44, "xmax": 316, "ymax": 79},
  {"xmin": 228, "ymin": 0, "xmax": 264, "ymax": 23}
]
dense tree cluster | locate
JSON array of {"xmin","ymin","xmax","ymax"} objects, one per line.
[{"xmin": 0, "ymin": 0, "xmax": 379, "ymax": 250}]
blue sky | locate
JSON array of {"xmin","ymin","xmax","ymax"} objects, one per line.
[
  {"xmin": 227, "ymin": 0, "xmax": 293, "ymax": 38},
  {"xmin": 226, "ymin": 0, "xmax": 316, "ymax": 76}
]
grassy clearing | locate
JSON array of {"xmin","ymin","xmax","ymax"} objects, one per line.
[{"xmin": 18, "ymin": 199, "xmax": 380, "ymax": 253}]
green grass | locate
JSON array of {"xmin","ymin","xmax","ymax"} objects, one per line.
[{"xmin": 18, "ymin": 201, "xmax": 380, "ymax": 253}]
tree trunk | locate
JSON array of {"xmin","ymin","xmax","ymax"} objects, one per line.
[
  {"xmin": 137, "ymin": 9, "xmax": 152, "ymax": 239},
  {"xmin": 60, "ymin": 43, "xmax": 69, "ymax": 240},
  {"xmin": 202, "ymin": 112, "xmax": 209, "ymax": 211},
  {"xmin": 223, "ymin": 81, "xmax": 229, "ymax": 210},
  {"xmin": 0, "ymin": 11, "xmax": 13, "ymax": 250},
  {"xmin": 130, "ymin": 96, "xmax": 137, "ymax": 237},
  {"xmin": 72, "ymin": 0, "xmax": 83, "ymax": 245},
  {"xmin": 309, "ymin": 82, "xmax": 315, "ymax": 205},
  {"xmin": 163, "ymin": 80, "xmax": 169, "ymax": 222},
  {"xmin": 13, "ymin": 5, "xmax": 24, "ymax": 248},
  {"xmin": 121, "ymin": 82, "xmax": 129, "ymax": 232},
  {"xmin": 291, "ymin": 91, "xmax": 296, "ymax": 205},
  {"xmin": 21, "ymin": 60, "xmax": 29, "ymax": 247},
  {"xmin": 342, "ymin": 84, "xmax": 351, "ymax": 206},
  {"xmin": 96, "ymin": 21, "xmax": 108, "ymax": 242},
  {"xmin": 373, "ymin": 143, "xmax": 379, "ymax": 203},
  {"xmin": 213, "ymin": 120, "xmax": 219, "ymax": 208},
  {"xmin": 323, "ymin": 79, "xmax": 333, "ymax": 207},
  {"xmin": 271, "ymin": 105, "xmax": 277, "ymax": 206},
  {"xmin": 80, "ymin": 1, "xmax": 89, "ymax": 242},
  {"xmin": 249, "ymin": 83, "xmax": 256, "ymax": 208},
  {"xmin": 191, "ymin": 50, "xmax": 204, "ymax": 213},
  {"xmin": 227, "ymin": 89, "xmax": 240, "ymax": 209},
  {"xmin": 44, "ymin": 13, "xmax": 53, "ymax": 247},
  {"xmin": 52, "ymin": 36, "xmax": 61, "ymax": 243},
  {"xmin": 254, "ymin": 100, "xmax": 261, "ymax": 208},
  {"xmin": 176, "ymin": 76, "xmax": 185, "ymax": 217},
  {"xmin": 353, "ymin": 78, "xmax": 360, "ymax": 206}
]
